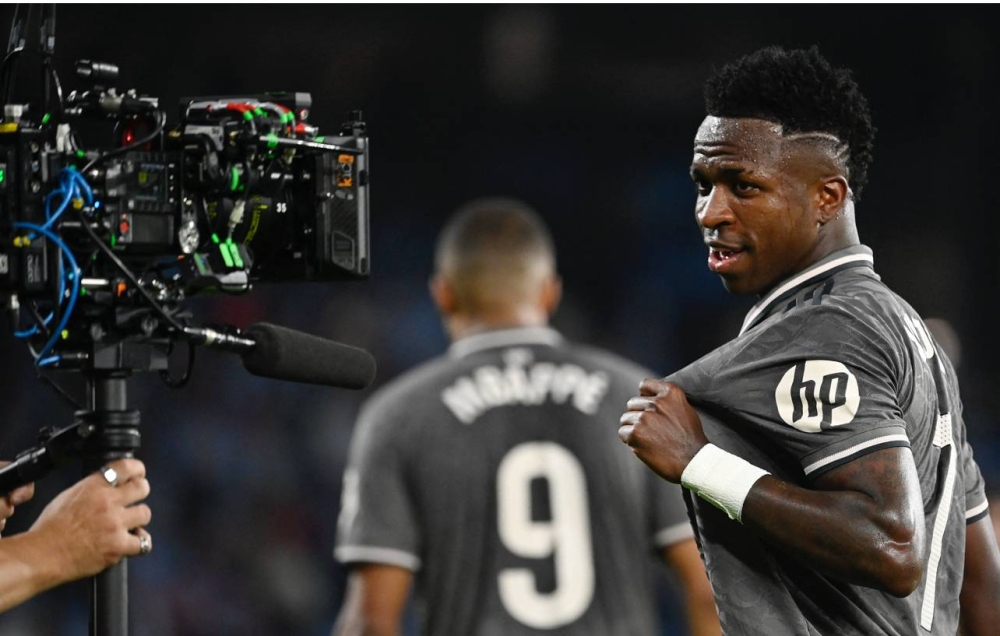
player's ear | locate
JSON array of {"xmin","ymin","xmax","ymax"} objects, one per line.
[
  {"xmin": 430, "ymin": 274, "xmax": 458, "ymax": 316},
  {"xmin": 816, "ymin": 175, "xmax": 849, "ymax": 225},
  {"xmin": 541, "ymin": 274, "xmax": 562, "ymax": 318}
]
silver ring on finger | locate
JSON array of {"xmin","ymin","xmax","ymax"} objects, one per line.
[
  {"xmin": 99, "ymin": 465, "xmax": 119, "ymax": 487},
  {"xmin": 138, "ymin": 534, "xmax": 152, "ymax": 556}
]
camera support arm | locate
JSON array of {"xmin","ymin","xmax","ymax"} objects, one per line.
[{"xmin": 0, "ymin": 417, "xmax": 86, "ymax": 493}]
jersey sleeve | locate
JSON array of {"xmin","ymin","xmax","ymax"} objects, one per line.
[
  {"xmin": 334, "ymin": 396, "xmax": 422, "ymax": 571},
  {"xmin": 958, "ymin": 420, "xmax": 989, "ymax": 527},
  {"xmin": 673, "ymin": 302, "xmax": 911, "ymax": 480},
  {"xmin": 647, "ymin": 468, "xmax": 695, "ymax": 549},
  {"xmin": 963, "ymin": 447, "xmax": 990, "ymax": 525}
]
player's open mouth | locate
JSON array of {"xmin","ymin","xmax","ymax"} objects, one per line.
[{"xmin": 708, "ymin": 247, "xmax": 745, "ymax": 273}]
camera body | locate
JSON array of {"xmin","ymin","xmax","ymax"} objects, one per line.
[
  {"xmin": 0, "ymin": 69, "xmax": 370, "ymax": 372},
  {"xmin": 1, "ymin": 90, "xmax": 369, "ymax": 294}
]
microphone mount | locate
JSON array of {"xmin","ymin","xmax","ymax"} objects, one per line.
[{"xmin": 182, "ymin": 325, "xmax": 256, "ymax": 353}]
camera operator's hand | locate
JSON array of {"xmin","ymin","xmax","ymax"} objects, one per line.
[
  {"xmin": 30, "ymin": 458, "xmax": 153, "ymax": 580},
  {"xmin": 0, "ymin": 462, "xmax": 35, "ymax": 534},
  {"xmin": 0, "ymin": 458, "xmax": 152, "ymax": 613}
]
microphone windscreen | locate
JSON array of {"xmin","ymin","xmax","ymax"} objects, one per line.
[{"xmin": 241, "ymin": 323, "xmax": 376, "ymax": 389}]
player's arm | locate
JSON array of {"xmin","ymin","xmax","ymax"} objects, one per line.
[
  {"xmin": 332, "ymin": 563, "xmax": 413, "ymax": 636},
  {"xmin": 662, "ymin": 538, "xmax": 721, "ymax": 636},
  {"xmin": 958, "ymin": 515, "xmax": 1000, "ymax": 635},
  {"xmin": 741, "ymin": 446, "xmax": 923, "ymax": 595},
  {"xmin": 621, "ymin": 378, "xmax": 925, "ymax": 596}
]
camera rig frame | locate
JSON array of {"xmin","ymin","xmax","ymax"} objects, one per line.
[{"xmin": 0, "ymin": 6, "xmax": 373, "ymax": 635}]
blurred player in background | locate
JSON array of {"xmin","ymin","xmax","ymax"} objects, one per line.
[{"xmin": 333, "ymin": 197, "xmax": 720, "ymax": 636}]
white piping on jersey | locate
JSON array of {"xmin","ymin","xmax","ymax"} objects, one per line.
[
  {"xmin": 334, "ymin": 545, "xmax": 421, "ymax": 571},
  {"xmin": 802, "ymin": 433, "xmax": 910, "ymax": 475},
  {"xmin": 653, "ymin": 521, "xmax": 695, "ymax": 549},
  {"xmin": 921, "ymin": 431, "xmax": 957, "ymax": 630},
  {"xmin": 966, "ymin": 499, "xmax": 989, "ymax": 521},
  {"xmin": 449, "ymin": 327, "xmax": 563, "ymax": 359},
  {"xmin": 739, "ymin": 253, "xmax": 875, "ymax": 336}
]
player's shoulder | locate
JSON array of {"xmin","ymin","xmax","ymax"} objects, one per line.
[
  {"xmin": 772, "ymin": 270, "xmax": 906, "ymax": 343},
  {"xmin": 565, "ymin": 342, "xmax": 656, "ymax": 385},
  {"xmin": 358, "ymin": 354, "xmax": 460, "ymax": 422}
]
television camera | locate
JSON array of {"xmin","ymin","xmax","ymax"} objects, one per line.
[
  {"xmin": 0, "ymin": 6, "xmax": 374, "ymax": 635},
  {"xmin": 0, "ymin": 61, "xmax": 371, "ymax": 378}
]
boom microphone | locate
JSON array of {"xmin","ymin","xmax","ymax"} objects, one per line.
[
  {"xmin": 189, "ymin": 322, "xmax": 376, "ymax": 389},
  {"xmin": 241, "ymin": 323, "xmax": 376, "ymax": 389}
]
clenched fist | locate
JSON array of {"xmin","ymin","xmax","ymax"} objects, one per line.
[{"xmin": 618, "ymin": 378, "xmax": 709, "ymax": 483}]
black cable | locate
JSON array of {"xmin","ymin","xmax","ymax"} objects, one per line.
[
  {"xmin": 81, "ymin": 110, "xmax": 165, "ymax": 174},
  {"xmin": 72, "ymin": 201, "xmax": 187, "ymax": 335},
  {"xmin": 0, "ymin": 47, "xmax": 65, "ymax": 118},
  {"xmin": 24, "ymin": 300, "xmax": 51, "ymax": 339},
  {"xmin": 35, "ymin": 371, "xmax": 83, "ymax": 410},
  {"xmin": 2, "ymin": 4, "xmax": 33, "ymax": 100},
  {"xmin": 6, "ymin": 5, "xmax": 23, "ymax": 55},
  {"xmin": 2, "ymin": 1, "xmax": 34, "ymax": 101},
  {"xmin": 43, "ymin": 60, "xmax": 62, "ymax": 115},
  {"xmin": 0, "ymin": 48, "xmax": 25, "ymax": 105},
  {"xmin": 159, "ymin": 340, "xmax": 196, "ymax": 387},
  {"xmin": 197, "ymin": 197, "xmax": 217, "ymax": 248}
]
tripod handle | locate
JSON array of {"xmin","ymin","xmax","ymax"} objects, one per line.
[
  {"xmin": 0, "ymin": 445, "xmax": 52, "ymax": 494},
  {"xmin": 0, "ymin": 420, "xmax": 86, "ymax": 494}
]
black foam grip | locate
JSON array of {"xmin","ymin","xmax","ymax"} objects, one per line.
[{"xmin": 241, "ymin": 323, "xmax": 376, "ymax": 389}]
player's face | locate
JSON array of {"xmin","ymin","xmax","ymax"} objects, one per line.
[{"xmin": 690, "ymin": 116, "xmax": 824, "ymax": 296}]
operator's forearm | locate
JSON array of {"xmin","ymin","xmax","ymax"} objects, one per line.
[
  {"xmin": 0, "ymin": 531, "xmax": 65, "ymax": 613},
  {"xmin": 739, "ymin": 469, "xmax": 923, "ymax": 596}
]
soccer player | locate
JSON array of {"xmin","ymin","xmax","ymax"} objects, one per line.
[
  {"xmin": 619, "ymin": 46, "xmax": 1000, "ymax": 635},
  {"xmin": 333, "ymin": 198, "xmax": 720, "ymax": 636}
]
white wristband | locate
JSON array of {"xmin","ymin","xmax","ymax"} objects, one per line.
[{"xmin": 680, "ymin": 443, "xmax": 769, "ymax": 523}]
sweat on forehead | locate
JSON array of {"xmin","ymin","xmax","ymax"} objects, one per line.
[
  {"xmin": 696, "ymin": 116, "xmax": 843, "ymax": 146},
  {"xmin": 694, "ymin": 116, "xmax": 846, "ymax": 169}
]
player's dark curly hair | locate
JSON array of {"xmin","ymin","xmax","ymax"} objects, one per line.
[{"xmin": 704, "ymin": 46, "xmax": 876, "ymax": 199}]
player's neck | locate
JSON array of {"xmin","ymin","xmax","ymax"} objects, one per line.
[
  {"xmin": 446, "ymin": 308, "xmax": 550, "ymax": 342},
  {"xmin": 807, "ymin": 214, "xmax": 861, "ymax": 271}
]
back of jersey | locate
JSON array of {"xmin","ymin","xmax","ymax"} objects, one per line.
[{"xmin": 336, "ymin": 327, "xmax": 692, "ymax": 636}]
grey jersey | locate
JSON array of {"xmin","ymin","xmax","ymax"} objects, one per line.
[
  {"xmin": 336, "ymin": 327, "xmax": 693, "ymax": 636},
  {"xmin": 669, "ymin": 245, "xmax": 989, "ymax": 636}
]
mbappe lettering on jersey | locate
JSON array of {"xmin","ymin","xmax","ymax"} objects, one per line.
[{"xmin": 441, "ymin": 348, "xmax": 610, "ymax": 424}]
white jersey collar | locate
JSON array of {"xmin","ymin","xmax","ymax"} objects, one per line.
[
  {"xmin": 448, "ymin": 326, "xmax": 563, "ymax": 359},
  {"xmin": 739, "ymin": 245, "xmax": 875, "ymax": 336}
]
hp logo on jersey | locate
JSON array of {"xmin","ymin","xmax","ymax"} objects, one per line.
[{"xmin": 775, "ymin": 360, "xmax": 860, "ymax": 433}]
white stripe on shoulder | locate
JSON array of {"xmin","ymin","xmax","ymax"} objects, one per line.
[
  {"xmin": 740, "ymin": 253, "xmax": 875, "ymax": 336},
  {"xmin": 449, "ymin": 327, "xmax": 563, "ymax": 358},
  {"xmin": 803, "ymin": 433, "xmax": 910, "ymax": 475},
  {"xmin": 652, "ymin": 521, "xmax": 695, "ymax": 548},
  {"xmin": 334, "ymin": 545, "xmax": 422, "ymax": 571},
  {"xmin": 966, "ymin": 499, "xmax": 990, "ymax": 520}
]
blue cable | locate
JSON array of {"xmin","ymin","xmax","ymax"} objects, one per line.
[
  {"xmin": 15, "ymin": 187, "xmax": 71, "ymax": 337},
  {"xmin": 16, "ymin": 173, "xmax": 78, "ymax": 336},
  {"xmin": 43, "ymin": 187, "xmax": 71, "ymax": 229},
  {"xmin": 12, "ymin": 222, "xmax": 81, "ymax": 366},
  {"xmin": 12, "ymin": 168, "xmax": 93, "ymax": 349},
  {"xmin": 66, "ymin": 168, "xmax": 94, "ymax": 203},
  {"xmin": 40, "ymin": 168, "xmax": 93, "ymax": 231}
]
